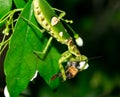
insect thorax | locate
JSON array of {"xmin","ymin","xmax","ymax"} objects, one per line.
[{"xmin": 33, "ymin": 0, "xmax": 72, "ymax": 44}]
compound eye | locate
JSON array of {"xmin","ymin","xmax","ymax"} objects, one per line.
[
  {"xmin": 77, "ymin": 61, "xmax": 89, "ymax": 70},
  {"xmin": 77, "ymin": 61, "xmax": 85, "ymax": 69},
  {"xmin": 84, "ymin": 63, "xmax": 89, "ymax": 69}
]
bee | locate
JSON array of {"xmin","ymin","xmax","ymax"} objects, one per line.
[{"xmin": 51, "ymin": 61, "xmax": 89, "ymax": 80}]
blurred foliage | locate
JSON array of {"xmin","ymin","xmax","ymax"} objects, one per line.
[{"xmin": 0, "ymin": 0, "xmax": 120, "ymax": 97}]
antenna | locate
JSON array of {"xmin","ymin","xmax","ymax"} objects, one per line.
[{"xmin": 88, "ymin": 56, "xmax": 103, "ymax": 61}]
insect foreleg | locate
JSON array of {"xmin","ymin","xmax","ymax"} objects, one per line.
[
  {"xmin": 34, "ymin": 36, "xmax": 53, "ymax": 56},
  {"xmin": 52, "ymin": 8, "xmax": 73, "ymax": 23},
  {"xmin": 58, "ymin": 51, "xmax": 72, "ymax": 81}
]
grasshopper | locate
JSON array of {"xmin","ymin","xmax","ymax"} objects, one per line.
[{"xmin": 33, "ymin": 0, "xmax": 89, "ymax": 81}]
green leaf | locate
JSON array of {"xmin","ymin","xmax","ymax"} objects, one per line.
[
  {"xmin": 4, "ymin": 1, "xmax": 38, "ymax": 97},
  {"xmin": 4, "ymin": 0, "xmax": 61, "ymax": 96},
  {"xmin": 0, "ymin": 0, "xmax": 12, "ymax": 26},
  {"xmin": 13, "ymin": 0, "xmax": 28, "ymax": 8},
  {"xmin": 37, "ymin": 45, "xmax": 61, "ymax": 89},
  {"xmin": 0, "ymin": 0, "xmax": 12, "ymax": 19}
]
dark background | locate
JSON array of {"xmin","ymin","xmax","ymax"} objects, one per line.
[{"xmin": 0, "ymin": 0, "xmax": 120, "ymax": 97}]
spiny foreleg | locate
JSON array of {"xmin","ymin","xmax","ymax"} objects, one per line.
[{"xmin": 58, "ymin": 51, "xmax": 72, "ymax": 81}]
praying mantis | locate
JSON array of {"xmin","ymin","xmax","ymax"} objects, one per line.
[{"xmin": 32, "ymin": 0, "xmax": 89, "ymax": 81}]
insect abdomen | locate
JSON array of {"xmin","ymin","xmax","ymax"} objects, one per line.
[{"xmin": 33, "ymin": 0, "xmax": 71, "ymax": 44}]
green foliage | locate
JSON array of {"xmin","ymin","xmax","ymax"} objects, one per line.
[
  {"xmin": 1, "ymin": 0, "xmax": 60, "ymax": 96},
  {"xmin": 0, "ymin": 0, "xmax": 12, "ymax": 26},
  {"xmin": 13, "ymin": 0, "xmax": 28, "ymax": 8},
  {"xmin": 1, "ymin": 0, "xmax": 120, "ymax": 97},
  {"xmin": 0, "ymin": 0, "xmax": 12, "ymax": 19}
]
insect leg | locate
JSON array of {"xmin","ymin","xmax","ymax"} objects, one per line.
[
  {"xmin": 21, "ymin": 16, "xmax": 46, "ymax": 33},
  {"xmin": 52, "ymin": 8, "xmax": 73, "ymax": 23},
  {"xmin": 34, "ymin": 36, "xmax": 53, "ymax": 55},
  {"xmin": 58, "ymin": 51, "xmax": 72, "ymax": 81}
]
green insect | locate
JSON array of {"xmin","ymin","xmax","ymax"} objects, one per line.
[{"xmin": 33, "ymin": 0, "xmax": 89, "ymax": 81}]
